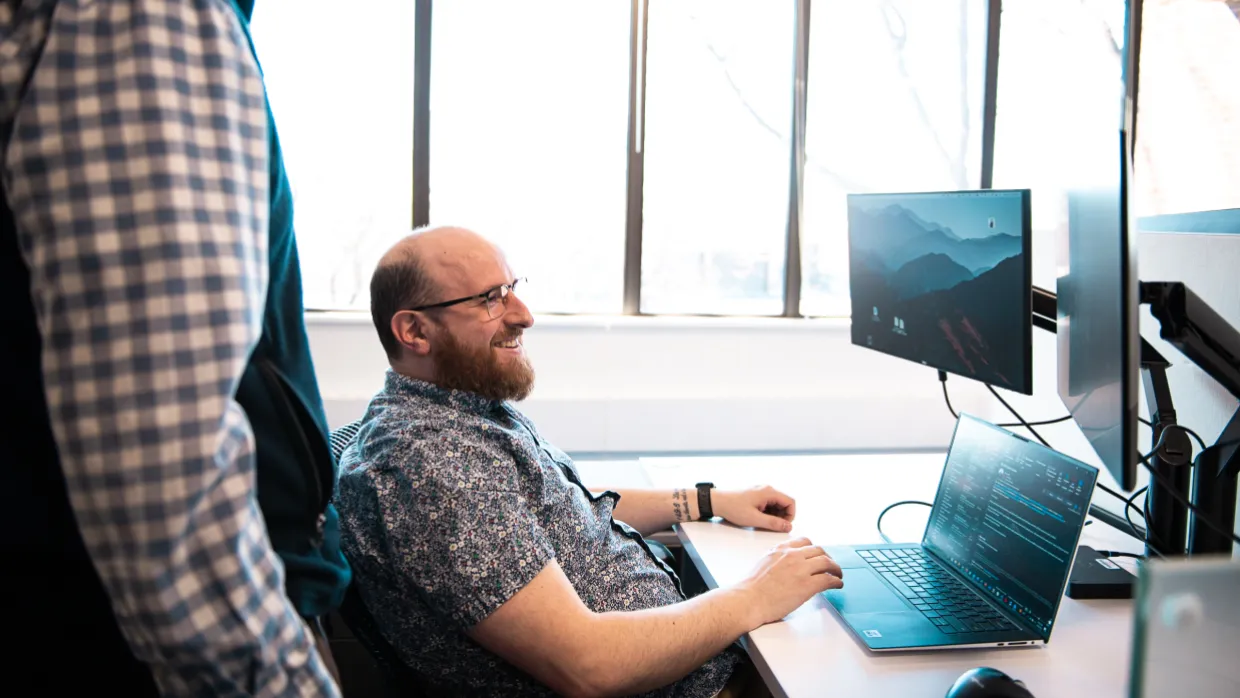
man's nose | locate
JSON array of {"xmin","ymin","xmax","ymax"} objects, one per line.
[{"xmin": 506, "ymin": 292, "xmax": 534, "ymax": 328}]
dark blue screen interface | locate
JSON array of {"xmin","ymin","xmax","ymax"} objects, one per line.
[{"xmin": 924, "ymin": 415, "xmax": 1098, "ymax": 636}]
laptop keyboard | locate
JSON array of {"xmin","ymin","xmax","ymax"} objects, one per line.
[{"xmin": 857, "ymin": 548, "xmax": 1019, "ymax": 635}]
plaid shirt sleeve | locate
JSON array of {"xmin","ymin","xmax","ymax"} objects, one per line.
[{"xmin": 1, "ymin": 2, "xmax": 339, "ymax": 695}]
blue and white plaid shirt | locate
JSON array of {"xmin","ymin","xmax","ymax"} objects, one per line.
[{"xmin": 1, "ymin": 1, "xmax": 336, "ymax": 694}]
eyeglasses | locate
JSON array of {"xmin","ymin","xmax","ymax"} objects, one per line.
[{"xmin": 408, "ymin": 278, "xmax": 526, "ymax": 320}]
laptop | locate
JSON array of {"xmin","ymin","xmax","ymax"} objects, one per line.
[{"xmin": 824, "ymin": 413, "xmax": 1098, "ymax": 651}]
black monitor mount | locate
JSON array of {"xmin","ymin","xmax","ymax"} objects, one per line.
[
  {"xmin": 1033, "ymin": 283, "xmax": 1240, "ymax": 558},
  {"xmin": 1142, "ymin": 281, "xmax": 1240, "ymax": 555}
]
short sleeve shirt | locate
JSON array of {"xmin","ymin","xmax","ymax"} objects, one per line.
[{"xmin": 336, "ymin": 370, "xmax": 740, "ymax": 697}]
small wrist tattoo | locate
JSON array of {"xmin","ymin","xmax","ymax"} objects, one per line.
[{"xmin": 672, "ymin": 487, "xmax": 688, "ymax": 522}]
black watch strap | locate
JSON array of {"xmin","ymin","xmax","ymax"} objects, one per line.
[{"xmin": 695, "ymin": 482, "xmax": 715, "ymax": 521}]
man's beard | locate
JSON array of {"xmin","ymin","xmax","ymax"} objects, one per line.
[{"xmin": 432, "ymin": 326, "xmax": 535, "ymax": 402}]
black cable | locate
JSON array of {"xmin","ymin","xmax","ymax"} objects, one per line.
[
  {"xmin": 1124, "ymin": 486, "xmax": 1148, "ymax": 541},
  {"xmin": 1123, "ymin": 486, "xmax": 1167, "ymax": 559},
  {"xmin": 1173, "ymin": 425, "xmax": 1208, "ymax": 453},
  {"xmin": 985, "ymin": 383, "xmax": 1166, "ymax": 555},
  {"xmin": 985, "ymin": 384, "xmax": 1052, "ymax": 448},
  {"xmin": 940, "ymin": 379, "xmax": 960, "ymax": 420},
  {"xmin": 1139, "ymin": 443, "xmax": 1240, "ymax": 546},
  {"xmin": 877, "ymin": 500, "xmax": 933, "ymax": 545},
  {"xmin": 1096, "ymin": 481, "xmax": 1165, "ymax": 557},
  {"xmin": 939, "ymin": 373, "xmax": 1072, "ymax": 427},
  {"xmin": 1138, "ymin": 417, "xmax": 1209, "ymax": 453}
]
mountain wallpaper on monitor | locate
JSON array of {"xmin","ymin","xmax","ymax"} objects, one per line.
[{"xmin": 848, "ymin": 191, "xmax": 1031, "ymax": 393}]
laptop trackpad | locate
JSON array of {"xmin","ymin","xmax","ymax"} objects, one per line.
[{"xmin": 826, "ymin": 567, "xmax": 912, "ymax": 614}]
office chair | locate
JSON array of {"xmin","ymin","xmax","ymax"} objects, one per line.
[
  {"xmin": 329, "ymin": 419, "xmax": 433, "ymax": 696},
  {"xmin": 336, "ymin": 584, "xmax": 432, "ymax": 697},
  {"xmin": 328, "ymin": 419, "xmax": 364, "ymax": 462}
]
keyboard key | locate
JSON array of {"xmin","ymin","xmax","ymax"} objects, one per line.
[
  {"xmin": 883, "ymin": 576, "xmax": 921, "ymax": 599},
  {"xmin": 873, "ymin": 551, "xmax": 890, "ymax": 562},
  {"xmin": 939, "ymin": 625, "xmax": 960, "ymax": 634},
  {"xmin": 924, "ymin": 611, "xmax": 941, "ymax": 619}
]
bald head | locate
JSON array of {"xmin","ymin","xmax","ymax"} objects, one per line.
[
  {"xmin": 377, "ymin": 226, "xmax": 500, "ymax": 300},
  {"xmin": 370, "ymin": 226, "xmax": 512, "ymax": 359}
]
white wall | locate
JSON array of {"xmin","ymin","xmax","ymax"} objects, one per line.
[{"xmin": 306, "ymin": 314, "xmax": 1013, "ymax": 455}]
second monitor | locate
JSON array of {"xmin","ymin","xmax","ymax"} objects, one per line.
[{"xmin": 848, "ymin": 189, "xmax": 1033, "ymax": 395}]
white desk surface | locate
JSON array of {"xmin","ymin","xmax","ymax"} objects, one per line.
[{"xmin": 640, "ymin": 452, "xmax": 1144, "ymax": 698}]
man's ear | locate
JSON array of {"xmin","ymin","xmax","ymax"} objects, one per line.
[{"xmin": 391, "ymin": 310, "xmax": 432, "ymax": 357}]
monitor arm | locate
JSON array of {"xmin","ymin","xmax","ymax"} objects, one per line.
[
  {"xmin": 1142, "ymin": 282, "xmax": 1240, "ymax": 400},
  {"xmin": 1032, "ymin": 283, "xmax": 1240, "ymax": 556},
  {"xmin": 1033, "ymin": 286, "xmax": 1191, "ymax": 555},
  {"xmin": 1032, "ymin": 285, "xmax": 1057, "ymax": 334},
  {"xmin": 1143, "ymin": 281, "xmax": 1240, "ymax": 555}
]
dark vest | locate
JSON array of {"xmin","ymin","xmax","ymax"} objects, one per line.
[
  {"xmin": 229, "ymin": 0, "xmax": 351, "ymax": 619},
  {"xmin": 0, "ymin": 1, "xmax": 348, "ymax": 688}
]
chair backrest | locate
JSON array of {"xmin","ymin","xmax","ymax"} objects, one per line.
[
  {"xmin": 329, "ymin": 419, "xmax": 364, "ymax": 462},
  {"xmin": 330, "ymin": 419, "xmax": 431, "ymax": 695},
  {"xmin": 338, "ymin": 583, "xmax": 431, "ymax": 697}
]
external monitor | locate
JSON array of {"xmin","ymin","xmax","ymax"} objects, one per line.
[
  {"xmin": 1055, "ymin": 0, "xmax": 1143, "ymax": 492},
  {"xmin": 848, "ymin": 189, "xmax": 1034, "ymax": 395}
]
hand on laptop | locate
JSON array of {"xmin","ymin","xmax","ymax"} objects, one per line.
[
  {"xmin": 714, "ymin": 485, "xmax": 796, "ymax": 532},
  {"xmin": 737, "ymin": 537, "xmax": 844, "ymax": 626}
]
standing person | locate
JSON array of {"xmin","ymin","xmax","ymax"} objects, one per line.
[{"xmin": 1, "ymin": 1, "xmax": 348, "ymax": 694}]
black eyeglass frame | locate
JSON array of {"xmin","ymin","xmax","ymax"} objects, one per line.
[{"xmin": 406, "ymin": 277, "xmax": 526, "ymax": 316}]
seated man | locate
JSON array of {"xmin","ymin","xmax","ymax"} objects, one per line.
[{"xmin": 336, "ymin": 227, "xmax": 844, "ymax": 697}]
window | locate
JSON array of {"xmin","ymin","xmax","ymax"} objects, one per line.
[
  {"xmin": 991, "ymin": 0, "xmax": 1127, "ymax": 290},
  {"xmin": 640, "ymin": 0, "xmax": 795, "ymax": 316},
  {"xmin": 799, "ymin": 0, "xmax": 987, "ymax": 317},
  {"xmin": 255, "ymin": 1, "xmax": 1151, "ymax": 319},
  {"xmin": 250, "ymin": 0, "xmax": 416, "ymax": 310},
  {"xmin": 430, "ymin": 1, "xmax": 631, "ymax": 314},
  {"xmin": 1133, "ymin": 0, "xmax": 1240, "ymax": 217}
]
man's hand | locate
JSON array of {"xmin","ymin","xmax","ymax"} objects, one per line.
[
  {"xmin": 736, "ymin": 538, "xmax": 844, "ymax": 626},
  {"xmin": 714, "ymin": 486, "xmax": 797, "ymax": 532}
]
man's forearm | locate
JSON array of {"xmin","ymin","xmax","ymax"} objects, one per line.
[
  {"xmin": 608, "ymin": 487, "xmax": 700, "ymax": 535},
  {"xmin": 584, "ymin": 586, "xmax": 754, "ymax": 696}
]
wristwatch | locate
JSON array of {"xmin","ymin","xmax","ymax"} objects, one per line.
[{"xmin": 695, "ymin": 482, "xmax": 715, "ymax": 521}]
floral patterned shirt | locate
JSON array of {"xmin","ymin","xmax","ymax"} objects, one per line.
[{"xmin": 336, "ymin": 370, "xmax": 740, "ymax": 696}]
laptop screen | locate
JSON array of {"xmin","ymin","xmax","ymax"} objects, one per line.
[{"xmin": 923, "ymin": 414, "xmax": 1098, "ymax": 638}]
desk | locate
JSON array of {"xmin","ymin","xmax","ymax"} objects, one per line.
[{"xmin": 641, "ymin": 453, "xmax": 1142, "ymax": 698}]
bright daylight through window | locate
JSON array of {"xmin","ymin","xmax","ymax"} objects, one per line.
[
  {"xmin": 991, "ymin": 0, "xmax": 1127, "ymax": 291},
  {"xmin": 250, "ymin": 0, "xmax": 415, "ymax": 311},
  {"xmin": 249, "ymin": 0, "xmax": 1237, "ymax": 317},
  {"xmin": 430, "ymin": 1, "xmax": 631, "ymax": 314},
  {"xmin": 1132, "ymin": 0, "xmax": 1240, "ymax": 218},
  {"xmin": 800, "ymin": 0, "xmax": 985, "ymax": 317},
  {"xmin": 640, "ymin": 0, "xmax": 794, "ymax": 316}
]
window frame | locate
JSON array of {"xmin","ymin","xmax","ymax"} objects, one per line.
[{"xmin": 400, "ymin": 0, "xmax": 1003, "ymax": 319}]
